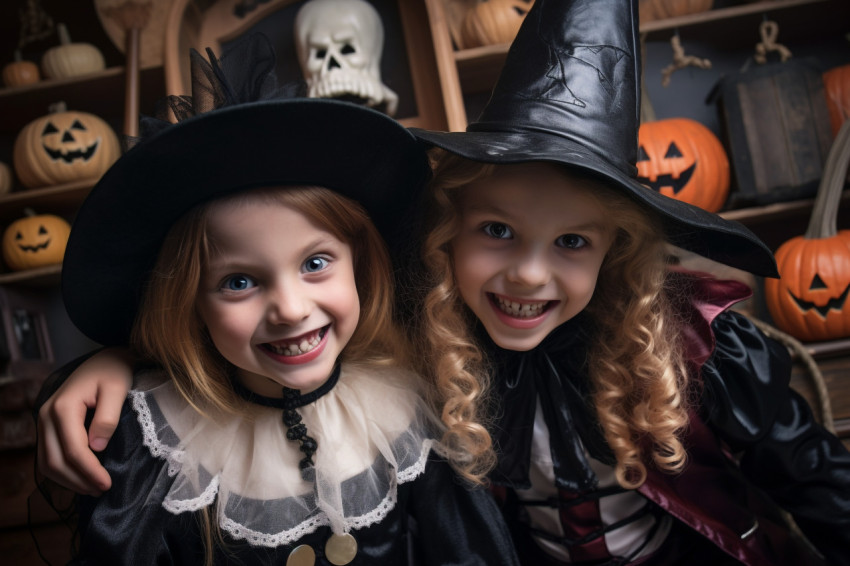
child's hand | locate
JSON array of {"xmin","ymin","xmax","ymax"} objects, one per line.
[{"xmin": 36, "ymin": 348, "xmax": 134, "ymax": 495}]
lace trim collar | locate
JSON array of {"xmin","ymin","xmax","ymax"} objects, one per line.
[{"xmin": 130, "ymin": 362, "xmax": 437, "ymax": 547}]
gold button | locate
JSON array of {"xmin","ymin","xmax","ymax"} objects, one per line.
[
  {"xmin": 325, "ymin": 532, "xmax": 357, "ymax": 565},
  {"xmin": 286, "ymin": 544, "xmax": 316, "ymax": 566}
]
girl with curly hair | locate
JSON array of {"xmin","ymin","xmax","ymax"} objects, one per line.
[{"xmin": 403, "ymin": 1, "xmax": 850, "ymax": 564}]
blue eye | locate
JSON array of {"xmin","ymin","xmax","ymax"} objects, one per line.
[
  {"xmin": 556, "ymin": 234, "xmax": 588, "ymax": 249},
  {"xmin": 483, "ymin": 222, "xmax": 512, "ymax": 239},
  {"xmin": 222, "ymin": 274, "xmax": 256, "ymax": 291},
  {"xmin": 303, "ymin": 256, "xmax": 329, "ymax": 273}
]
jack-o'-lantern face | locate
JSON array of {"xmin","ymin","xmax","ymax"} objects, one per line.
[
  {"xmin": 636, "ymin": 118, "xmax": 730, "ymax": 213},
  {"xmin": 2, "ymin": 213, "xmax": 71, "ymax": 272},
  {"xmin": 40, "ymin": 116, "xmax": 100, "ymax": 164},
  {"xmin": 765, "ymin": 232, "xmax": 850, "ymax": 342},
  {"xmin": 12, "ymin": 108, "xmax": 120, "ymax": 189}
]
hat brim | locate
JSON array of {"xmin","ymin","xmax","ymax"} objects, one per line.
[
  {"xmin": 64, "ymin": 99, "xmax": 429, "ymax": 346},
  {"xmin": 411, "ymin": 127, "xmax": 777, "ymax": 279}
]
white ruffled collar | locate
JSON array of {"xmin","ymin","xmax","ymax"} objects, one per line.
[{"xmin": 130, "ymin": 362, "xmax": 437, "ymax": 548}]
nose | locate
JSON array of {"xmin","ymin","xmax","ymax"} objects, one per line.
[
  {"xmin": 506, "ymin": 248, "xmax": 551, "ymax": 288},
  {"xmin": 266, "ymin": 282, "xmax": 311, "ymax": 326}
]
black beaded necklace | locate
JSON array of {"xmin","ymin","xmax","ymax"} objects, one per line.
[{"xmin": 230, "ymin": 364, "xmax": 341, "ymax": 480}]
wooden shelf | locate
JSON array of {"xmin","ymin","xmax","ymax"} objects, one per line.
[
  {"xmin": 0, "ymin": 179, "xmax": 95, "ymax": 224},
  {"xmin": 0, "ymin": 264, "xmax": 61, "ymax": 287},
  {"xmin": 720, "ymin": 189, "xmax": 850, "ymax": 225},
  {"xmin": 435, "ymin": 0, "xmax": 850, "ymax": 129},
  {"xmin": 0, "ymin": 65, "xmax": 165, "ymax": 133}
]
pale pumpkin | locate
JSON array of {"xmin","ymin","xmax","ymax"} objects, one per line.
[
  {"xmin": 41, "ymin": 23, "xmax": 105, "ymax": 80},
  {"xmin": 2, "ymin": 209, "xmax": 71, "ymax": 271},
  {"xmin": 0, "ymin": 162, "xmax": 12, "ymax": 195},
  {"xmin": 3, "ymin": 50, "xmax": 40, "ymax": 87},
  {"xmin": 13, "ymin": 102, "xmax": 120, "ymax": 189},
  {"xmin": 765, "ymin": 121, "xmax": 850, "ymax": 342},
  {"xmin": 460, "ymin": 0, "xmax": 535, "ymax": 49},
  {"xmin": 636, "ymin": 118, "xmax": 730, "ymax": 213}
]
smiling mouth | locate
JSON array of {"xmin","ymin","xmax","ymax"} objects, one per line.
[
  {"xmin": 489, "ymin": 293, "xmax": 551, "ymax": 319},
  {"xmin": 262, "ymin": 326, "xmax": 329, "ymax": 356}
]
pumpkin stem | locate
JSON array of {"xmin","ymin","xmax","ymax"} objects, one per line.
[
  {"xmin": 56, "ymin": 23, "xmax": 71, "ymax": 46},
  {"xmin": 805, "ymin": 119, "xmax": 850, "ymax": 239},
  {"xmin": 23, "ymin": 207, "xmax": 36, "ymax": 218},
  {"xmin": 48, "ymin": 100, "xmax": 68, "ymax": 114},
  {"xmin": 12, "ymin": 49, "xmax": 23, "ymax": 62}
]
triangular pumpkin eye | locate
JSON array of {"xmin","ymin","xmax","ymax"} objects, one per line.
[
  {"xmin": 15, "ymin": 232, "xmax": 22, "ymax": 240},
  {"xmin": 41, "ymin": 122, "xmax": 59, "ymax": 136},
  {"xmin": 71, "ymin": 120, "xmax": 87, "ymax": 131},
  {"xmin": 637, "ymin": 145, "xmax": 650, "ymax": 162},
  {"xmin": 664, "ymin": 143, "xmax": 683, "ymax": 158},
  {"xmin": 809, "ymin": 274, "xmax": 828, "ymax": 290},
  {"xmin": 38, "ymin": 226, "xmax": 48, "ymax": 235}
]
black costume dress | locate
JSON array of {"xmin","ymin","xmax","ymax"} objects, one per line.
[
  {"xmin": 486, "ymin": 273, "xmax": 850, "ymax": 565},
  {"xmin": 69, "ymin": 363, "xmax": 519, "ymax": 566}
]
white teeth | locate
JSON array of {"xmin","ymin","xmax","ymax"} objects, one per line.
[
  {"xmin": 495, "ymin": 296, "xmax": 547, "ymax": 318},
  {"xmin": 267, "ymin": 333, "xmax": 321, "ymax": 356}
]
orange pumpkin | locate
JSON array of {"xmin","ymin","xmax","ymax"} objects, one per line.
[
  {"xmin": 824, "ymin": 64, "xmax": 850, "ymax": 137},
  {"xmin": 0, "ymin": 162, "xmax": 12, "ymax": 194},
  {"xmin": 460, "ymin": 0, "xmax": 535, "ymax": 49},
  {"xmin": 638, "ymin": 0, "xmax": 714, "ymax": 25},
  {"xmin": 636, "ymin": 118, "xmax": 730, "ymax": 213},
  {"xmin": 765, "ymin": 121, "xmax": 850, "ymax": 342},
  {"xmin": 13, "ymin": 102, "xmax": 120, "ymax": 189},
  {"xmin": 2, "ymin": 209, "xmax": 71, "ymax": 271},
  {"xmin": 3, "ymin": 50, "xmax": 40, "ymax": 87}
]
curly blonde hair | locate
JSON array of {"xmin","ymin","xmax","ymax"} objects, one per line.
[{"xmin": 418, "ymin": 151, "xmax": 691, "ymax": 489}]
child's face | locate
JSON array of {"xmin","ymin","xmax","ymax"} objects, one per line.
[
  {"xmin": 196, "ymin": 199, "xmax": 360, "ymax": 395},
  {"xmin": 452, "ymin": 163, "xmax": 615, "ymax": 351}
]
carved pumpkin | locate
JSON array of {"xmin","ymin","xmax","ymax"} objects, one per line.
[
  {"xmin": 0, "ymin": 162, "xmax": 12, "ymax": 195},
  {"xmin": 41, "ymin": 23, "xmax": 105, "ymax": 80},
  {"xmin": 13, "ymin": 102, "xmax": 120, "ymax": 189},
  {"xmin": 3, "ymin": 50, "xmax": 40, "ymax": 87},
  {"xmin": 460, "ymin": 0, "xmax": 535, "ymax": 49},
  {"xmin": 638, "ymin": 0, "xmax": 714, "ymax": 25},
  {"xmin": 636, "ymin": 118, "xmax": 730, "ymax": 213},
  {"xmin": 2, "ymin": 209, "xmax": 71, "ymax": 271},
  {"xmin": 765, "ymin": 121, "xmax": 850, "ymax": 342},
  {"xmin": 824, "ymin": 63, "xmax": 850, "ymax": 137}
]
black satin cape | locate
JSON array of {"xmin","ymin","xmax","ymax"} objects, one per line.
[
  {"xmin": 68, "ymin": 394, "xmax": 519, "ymax": 565},
  {"xmin": 485, "ymin": 275, "xmax": 850, "ymax": 565}
]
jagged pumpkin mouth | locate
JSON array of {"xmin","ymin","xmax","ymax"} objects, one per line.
[
  {"xmin": 788, "ymin": 283, "xmax": 850, "ymax": 318},
  {"xmin": 43, "ymin": 140, "xmax": 100, "ymax": 163},
  {"xmin": 637, "ymin": 162, "xmax": 696, "ymax": 194}
]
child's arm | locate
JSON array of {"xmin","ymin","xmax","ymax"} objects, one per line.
[{"xmin": 36, "ymin": 348, "xmax": 134, "ymax": 496}]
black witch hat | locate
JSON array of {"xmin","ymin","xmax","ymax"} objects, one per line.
[
  {"xmin": 62, "ymin": 35, "xmax": 430, "ymax": 346},
  {"xmin": 411, "ymin": 0, "xmax": 777, "ymax": 277}
]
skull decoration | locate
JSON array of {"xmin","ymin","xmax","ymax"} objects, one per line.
[{"xmin": 294, "ymin": 0, "xmax": 398, "ymax": 116}]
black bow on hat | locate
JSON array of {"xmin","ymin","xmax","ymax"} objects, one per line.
[
  {"xmin": 412, "ymin": 0, "xmax": 777, "ymax": 277},
  {"xmin": 62, "ymin": 35, "xmax": 430, "ymax": 346}
]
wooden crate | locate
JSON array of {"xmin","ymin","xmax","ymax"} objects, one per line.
[{"xmin": 709, "ymin": 57, "xmax": 834, "ymax": 208}]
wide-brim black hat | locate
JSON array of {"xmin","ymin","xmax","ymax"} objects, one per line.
[
  {"xmin": 411, "ymin": 0, "xmax": 777, "ymax": 278},
  {"xmin": 63, "ymin": 39, "xmax": 430, "ymax": 346}
]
